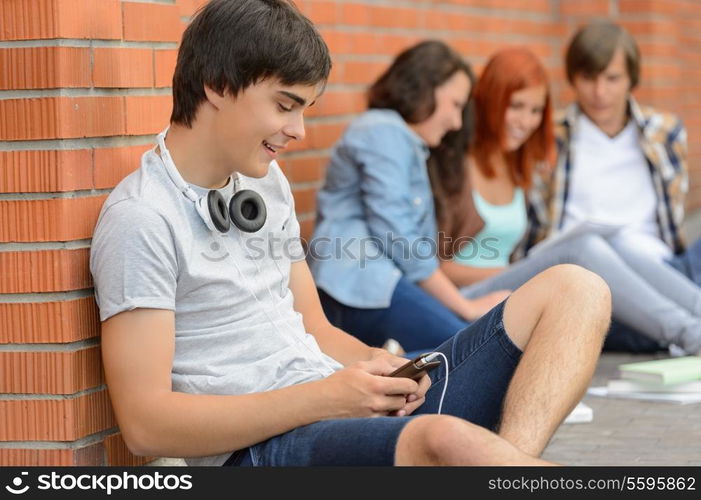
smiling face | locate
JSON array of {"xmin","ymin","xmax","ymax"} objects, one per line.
[
  {"xmin": 205, "ymin": 78, "xmax": 321, "ymax": 178},
  {"xmin": 571, "ymin": 47, "xmax": 631, "ymax": 137},
  {"xmin": 410, "ymin": 70, "xmax": 471, "ymax": 147},
  {"xmin": 502, "ymin": 84, "xmax": 547, "ymax": 152}
]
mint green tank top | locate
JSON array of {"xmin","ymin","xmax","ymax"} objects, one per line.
[{"xmin": 453, "ymin": 187, "xmax": 527, "ymax": 268}]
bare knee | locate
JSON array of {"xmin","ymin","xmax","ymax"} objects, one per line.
[
  {"xmin": 543, "ymin": 264, "xmax": 611, "ymax": 314},
  {"xmin": 505, "ymin": 264, "xmax": 611, "ymax": 348},
  {"xmin": 395, "ymin": 415, "xmax": 494, "ymax": 466}
]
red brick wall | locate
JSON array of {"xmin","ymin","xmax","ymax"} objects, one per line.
[{"xmin": 1, "ymin": 0, "xmax": 699, "ymax": 465}]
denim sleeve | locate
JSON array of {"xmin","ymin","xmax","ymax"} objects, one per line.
[{"xmin": 348, "ymin": 123, "xmax": 438, "ymax": 283}]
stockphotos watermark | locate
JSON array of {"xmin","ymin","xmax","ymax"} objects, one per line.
[
  {"xmin": 4, "ymin": 470, "xmax": 193, "ymax": 496},
  {"xmin": 200, "ymin": 232, "xmax": 502, "ymax": 266}
]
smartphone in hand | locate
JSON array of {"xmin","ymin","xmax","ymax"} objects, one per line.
[{"xmin": 389, "ymin": 353, "xmax": 440, "ymax": 381}]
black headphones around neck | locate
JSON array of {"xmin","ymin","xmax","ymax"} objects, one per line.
[{"xmin": 205, "ymin": 188, "xmax": 267, "ymax": 233}]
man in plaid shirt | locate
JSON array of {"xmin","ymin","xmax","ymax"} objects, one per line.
[{"xmin": 520, "ymin": 20, "xmax": 701, "ymax": 353}]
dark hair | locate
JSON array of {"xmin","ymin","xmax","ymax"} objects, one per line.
[
  {"xmin": 368, "ymin": 40, "xmax": 474, "ymax": 123},
  {"xmin": 427, "ymin": 102, "xmax": 474, "ymax": 228},
  {"xmin": 171, "ymin": 0, "xmax": 332, "ymax": 127},
  {"xmin": 565, "ymin": 20, "xmax": 640, "ymax": 88}
]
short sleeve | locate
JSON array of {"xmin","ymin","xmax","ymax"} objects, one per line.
[{"xmin": 90, "ymin": 199, "xmax": 178, "ymax": 321}]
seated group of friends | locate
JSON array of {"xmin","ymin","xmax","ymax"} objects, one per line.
[{"xmin": 90, "ymin": 0, "xmax": 700, "ymax": 466}]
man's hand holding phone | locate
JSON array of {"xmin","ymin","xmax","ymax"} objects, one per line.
[{"xmin": 381, "ymin": 352, "xmax": 437, "ymax": 416}]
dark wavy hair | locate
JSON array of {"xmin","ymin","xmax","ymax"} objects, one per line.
[
  {"xmin": 368, "ymin": 40, "xmax": 474, "ymax": 123},
  {"xmin": 171, "ymin": 0, "xmax": 332, "ymax": 127}
]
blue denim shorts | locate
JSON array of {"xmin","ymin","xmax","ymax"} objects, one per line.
[{"xmin": 225, "ymin": 300, "xmax": 521, "ymax": 466}]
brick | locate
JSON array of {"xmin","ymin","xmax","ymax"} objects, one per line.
[
  {"xmin": 287, "ymin": 121, "xmax": 348, "ymax": 153},
  {"xmin": 370, "ymin": 6, "xmax": 420, "ymax": 30},
  {"xmin": 343, "ymin": 61, "xmax": 388, "ymax": 85},
  {"xmin": 177, "ymin": 0, "xmax": 209, "ymax": 18},
  {"xmin": 105, "ymin": 433, "xmax": 153, "ymax": 466},
  {"xmin": 93, "ymin": 48, "xmax": 154, "ymax": 88},
  {"xmin": 0, "ymin": 297, "xmax": 100, "ymax": 344},
  {"xmin": 155, "ymin": 50, "xmax": 178, "ymax": 88},
  {"xmin": 94, "ymin": 145, "xmax": 150, "ymax": 189},
  {"xmin": 0, "ymin": 195, "xmax": 107, "ymax": 242},
  {"xmin": 292, "ymin": 187, "xmax": 317, "ymax": 215},
  {"xmin": 309, "ymin": 122, "xmax": 347, "ymax": 150},
  {"xmin": 0, "ymin": 149, "xmax": 93, "ymax": 193},
  {"xmin": 0, "ymin": 0, "xmax": 121, "ymax": 41},
  {"xmin": 303, "ymin": 0, "xmax": 337, "ymax": 25},
  {"xmin": 0, "ymin": 442, "xmax": 104, "ymax": 466},
  {"xmin": 0, "ymin": 390, "xmax": 116, "ymax": 441},
  {"xmin": 638, "ymin": 42, "xmax": 681, "ymax": 59},
  {"xmin": 621, "ymin": 19, "xmax": 679, "ymax": 38},
  {"xmin": 318, "ymin": 29, "xmax": 352, "ymax": 54},
  {"xmin": 559, "ymin": 0, "xmax": 611, "ymax": 17},
  {"xmin": 619, "ymin": 0, "xmax": 679, "ymax": 16},
  {"xmin": 0, "ymin": 97, "xmax": 125, "ymax": 141},
  {"xmin": 279, "ymin": 156, "xmax": 327, "ymax": 184},
  {"xmin": 0, "ymin": 47, "xmax": 91, "ymax": 90},
  {"xmin": 338, "ymin": 3, "xmax": 371, "ymax": 26},
  {"xmin": 299, "ymin": 218, "xmax": 315, "ymax": 243},
  {"xmin": 58, "ymin": 0, "xmax": 123, "ymax": 40},
  {"xmin": 306, "ymin": 90, "xmax": 366, "ymax": 118},
  {"xmin": 122, "ymin": 2, "xmax": 181, "ymax": 43},
  {"xmin": 0, "ymin": 346, "xmax": 102, "ymax": 394},
  {"xmin": 457, "ymin": 0, "xmax": 551, "ymax": 13},
  {"xmin": 0, "ymin": 248, "xmax": 91, "ymax": 294},
  {"xmin": 124, "ymin": 95, "xmax": 173, "ymax": 136},
  {"xmin": 641, "ymin": 64, "xmax": 682, "ymax": 81}
]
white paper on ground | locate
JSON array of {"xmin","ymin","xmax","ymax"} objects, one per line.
[
  {"xmin": 588, "ymin": 386, "xmax": 701, "ymax": 404},
  {"xmin": 563, "ymin": 401, "xmax": 593, "ymax": 424}
]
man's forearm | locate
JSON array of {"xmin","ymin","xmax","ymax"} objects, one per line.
[
  {"xmin": 312, "ymin": 321, "xmax": 377, "ymax": 366},
  {"xmin": 122, "ymin": 380, "xmax": 328, "ymax": 458}
]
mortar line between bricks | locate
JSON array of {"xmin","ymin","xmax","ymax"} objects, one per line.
[
  {"xmin": 0, "ymin": 88, "xmax": 172, "ymax": 100},
  {"xmin": 0, "ymin": 39, "xmax": 177, "ymax": 49},
  {"xmin": 0, "ymin": 135, "xmax": 156, "ymax": 151},
  {"xmin": 0, "ymin": 429, "xmax": 119, "ymax": 449},
  {"xmin": 0, "ymin": 239, "xmax": 92, "ymax": 252},
  {"xmin": 0, "ymin": 384, "xmax": 106, "ymax": 400},
  {"xmin": 0, "ymin": 289, "xmax": 94, "ymax": 303},
  {"xmin": 0, "ymin": 338, "xmax": 100, "ymax": 353},
  {"xmin": 0, "ymin": 189, "xmax": 112, "ymax": 201},
  {"xmin": 318, "ymin": 0, "xmax": 555, "ymax": 22},
  {"xmin": 122, "ymin": 0, "xmax": 175, "ymax": 5}
]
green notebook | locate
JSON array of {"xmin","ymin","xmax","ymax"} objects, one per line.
[{"xmin": 619, "ymin": 356, "xmax": 701, "ymax": 385}]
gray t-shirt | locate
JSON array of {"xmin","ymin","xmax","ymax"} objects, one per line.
[{"xmin": 90, "ymin": 149, "xmax": 343, "ymax": 466}]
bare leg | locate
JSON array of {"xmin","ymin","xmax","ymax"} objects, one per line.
[
  {"xmin": 395, "ymin": 415, "xmax": 554, "ymax": 465},
  {"xmin": 497, "ymin": 264, "xmax": 610, "ymax": 457}
]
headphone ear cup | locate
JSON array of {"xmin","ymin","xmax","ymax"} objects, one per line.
[
  {"xmin": 229, "ymin": 189, "xmax": 267, "ymax": 233},
  {"xmin": 206, "ymin": 190, "xmax": 231, "ymax": 233}
]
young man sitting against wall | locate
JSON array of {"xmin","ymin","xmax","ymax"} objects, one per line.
[{"xmin": 90, "ymin": 0, "xmax": 610, "ymax": 466}]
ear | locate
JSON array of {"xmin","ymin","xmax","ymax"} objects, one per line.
[{"xmin": 203, "ymin": 85, "xmax": 226, "ymax": 110}]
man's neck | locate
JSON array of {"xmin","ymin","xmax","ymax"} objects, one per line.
[
  {"xmin": 596, "ymin": 117, "xmax": 628, "ymax": 138},
  {"xmin": 164, "ymin": 122, "xmax": 231, "ymax": 189},
  {"xmin": 579, "ymin": 104, "xmax": 630, "ymax": 139}
]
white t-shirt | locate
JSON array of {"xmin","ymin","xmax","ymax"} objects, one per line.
[
  {"xmin": 563, "ymin": 113, "xmax": 672, "ymax": 261},
  {"xmin": 90, "ymin": 149, "xmax": 343, "ymax": 466}
]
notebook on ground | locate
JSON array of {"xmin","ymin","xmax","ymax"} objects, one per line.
[
  {"xmin": 618, "ymin": 356, "xmax": 701, "ymax": 385},
  {"xmin": 607, "ymin": 378, "xmax": 701, "ymax": 394}
]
